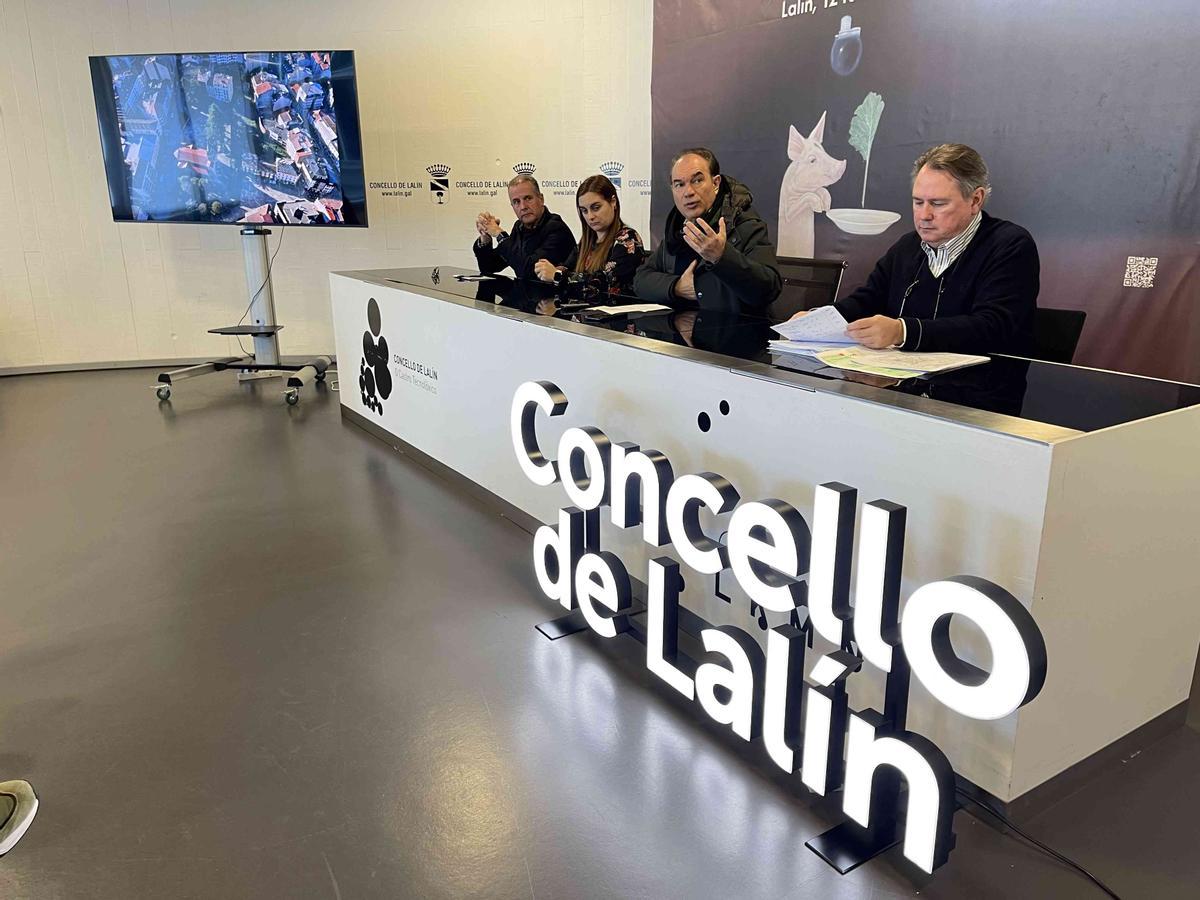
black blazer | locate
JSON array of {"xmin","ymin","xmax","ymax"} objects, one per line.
[{"xmin": 473, "ymin": 210, "xmax": 576, "ymax": 280}]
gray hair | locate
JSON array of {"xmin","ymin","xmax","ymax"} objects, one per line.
[
  {"xmin": 912, "ymin": 144, "xmax": 991, "ymax": 201},
  {"xmin": 507, "ymin": 174, "xmax": 542, "ymax": 195}
]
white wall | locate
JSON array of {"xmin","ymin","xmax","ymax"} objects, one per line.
[{"xmin": 0, "ymin": 0, "xmax": 653, "ymax": 367}]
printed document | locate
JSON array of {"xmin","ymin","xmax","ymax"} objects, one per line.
[{"xmin": 771, "ymin": 306, "xmax": 853, "ymax": 343}]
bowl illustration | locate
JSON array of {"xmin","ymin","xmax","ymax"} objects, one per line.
[{"xmin": 827, "ymin": 208, "xmax": 902, "ymax": 235}]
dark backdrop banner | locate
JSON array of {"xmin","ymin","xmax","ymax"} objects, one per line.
[{"xmin": 651, "ymin": 0, "xmax": 1200, "ymax": 381}]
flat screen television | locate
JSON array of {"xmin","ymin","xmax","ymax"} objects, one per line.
[{"xmin": 89, "ymin": 50, "xmax": 367, "ymax": 226}]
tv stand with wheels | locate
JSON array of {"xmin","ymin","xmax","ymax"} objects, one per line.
[{"xmin": 154, "ymin": 226, "xmax": 332, "ymax": 406}]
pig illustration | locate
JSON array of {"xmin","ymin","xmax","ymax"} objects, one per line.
[{"xmin": 777, "ymin": 113, "xmax": 846, "ymax": 258}]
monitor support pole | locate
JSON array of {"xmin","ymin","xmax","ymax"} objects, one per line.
[
  {"xmin": 242, "ymin": 225, "xmax": 281, "ymax": 367},
  {"xmin": 153, "ymin": 225, "xmax": 331, "ymax": 406}
]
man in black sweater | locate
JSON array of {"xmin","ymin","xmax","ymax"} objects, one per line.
[
  {"xmin": 816, "ymin": 144, "xmax": 1038, "ymax": 355},
  {"xmin": 473, "ymin": 175, "xmax": 576, "ymax": 281}
]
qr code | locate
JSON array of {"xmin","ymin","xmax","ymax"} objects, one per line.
[{"xmin": 1124, "ymin": 256, "xmax": 1158, "ymax": 289}]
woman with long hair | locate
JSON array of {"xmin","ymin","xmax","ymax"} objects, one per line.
[{"xmin": 533, "ymin": 174, "xmax": 645, "ymax": 296}]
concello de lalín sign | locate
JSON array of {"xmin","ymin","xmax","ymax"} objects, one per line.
[{"xmin": 511, "ymin": 381, "xmax": 1049, "ymax": 875}]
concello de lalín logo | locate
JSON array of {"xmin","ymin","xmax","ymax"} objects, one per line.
[
  {"xmin": 360, "ymin": 297, "xmax": 392, "ymax": 415},
  {"xmin": 511, "ymin": 381, "xmax": 1048, "ymax": 876}
]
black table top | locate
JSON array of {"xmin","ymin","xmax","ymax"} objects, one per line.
[{"xmin": 339, "ymin": 266, "xmax": 1200, "ymax": 438}]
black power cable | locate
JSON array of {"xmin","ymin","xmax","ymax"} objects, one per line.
[
  {"xmin": 234, "ymin": 228, "xmax": 287, "ymax": 356},
  {"xmin": 956, "ymin": 788, "xmax": 1124, "ymax": 899}
]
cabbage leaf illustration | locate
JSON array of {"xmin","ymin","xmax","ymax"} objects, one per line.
[{"xmin": 849, "ymin": 91, "xmax": 885, "ymax": 207}]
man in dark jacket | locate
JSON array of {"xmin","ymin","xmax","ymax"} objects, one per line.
[
  {"xmin": 825, "ymin": 144, "xmax": 1038, "ymax": 355},
  {"xmin": 634, "ymin": 148, "xmax": 781, "ymax": 355},
  {"xmin": 473, "ymin": 175, "xmax": 576, "ymax": 281}
]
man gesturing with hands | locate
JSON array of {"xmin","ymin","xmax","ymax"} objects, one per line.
[{"xmin": 634, "ymin": 148, "xmax": 781, "ymax": 351}]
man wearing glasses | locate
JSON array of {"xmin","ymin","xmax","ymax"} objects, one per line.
[{"xmin": 799, "ymin": 144, "xmax": 1039, "ymax": 354}]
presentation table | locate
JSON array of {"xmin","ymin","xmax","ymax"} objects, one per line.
[{"xmin": 330, "ymin": 265, "xmax": 1200, "ymax": 814}]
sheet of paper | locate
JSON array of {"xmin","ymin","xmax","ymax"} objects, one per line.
[
  {"xmin": 813, "ymin": 349, "xmax": 919, "ymax": 379},
  {"xmin": 857, "ymin": 350, "xmax": 990, "ymax": 374},
  {"xmin": 812, "ymin": 347, "xmax": 991, "ymax": 378},
  {"xmin": 771, "ymin": 306, "xmax": 853, "ymax": 343}
]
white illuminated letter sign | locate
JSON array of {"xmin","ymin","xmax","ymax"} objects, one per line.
[
  {"xmin": 575, "ymin": 551, "xmax": 633, "ymax": 638},
  {"xmin": 558, "ymin": 426, "xmax": 611, "ymax": 511},
  {"xmin": 800, "ymin": 651, "xmax": 859, "ymax": 795},
  {"xmin": 727, "ymin": 499, "xmax": 810, "ymax": 613},
  {"xmin": 808, "ymin": 483, "xmax": 856, "ymax": 646},
  {"xmin": 695, "ymin": 627, "xmax": 764, "ymax": 741},
  {"xmin": 853, "ymin": 500, "xmax": 907, "ymax": 673},
  {"xmin": 646, "ymin": 557, "xmax": 694, "ymax": 700},
  {"xmin": 511, "ymin": 381, "xmax": 567, "ymax": 487},
  {"xmin": 666, "ymin": 473, "xmax": 739, "ymax": 574},
  {"xmin": 511, "ymin": 375, "xmax": 1053, "ymax": 877},
  {"xmin": 901, "ymin": 576, "xmax": 1048, "ymax": 720},
  {"xmin": 842, "ymin": 711, "xmax": 956, "ymax": 874},
  {"xmin": 610, "ymin": 442, "xmax": 674, "ymax": 546},
  {"xmin": 763, "ymin": 624, "xmax": 806, "ymax": 773},
  {"xmin": 533, "ymin": 507, "xmax": 584, "ymax": 610}
]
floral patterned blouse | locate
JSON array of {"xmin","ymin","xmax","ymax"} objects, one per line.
[{"xmin": 564, "ymin": 225, "xmax": 646, "ymax": 297}]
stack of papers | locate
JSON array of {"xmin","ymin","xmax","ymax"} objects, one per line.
[
  {"xmin": 768, "ymin": 309, "xmax": 989, "ymax": 378},
  {"xmin": 772, "ymin": 344, "xmax": 990, "ymax": 378},
  {"xmin": 768, "ymin": 339, "xmax": 847, "ymax": 356}
]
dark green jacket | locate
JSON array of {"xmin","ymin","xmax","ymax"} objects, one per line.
[{"xmin": 634, "ymin": 177, "xmax": 782, "ymax": 316}]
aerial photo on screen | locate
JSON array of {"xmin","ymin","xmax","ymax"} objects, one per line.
[{"xmin": 104, "ymin": 52, "xmax": 345, "ymax": 224}]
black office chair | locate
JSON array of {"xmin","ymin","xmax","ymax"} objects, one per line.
[
  {"xmin": 770, "ymin": 256, "xmax": 849, "ymax": 324},
  {"xmin": 1030, "ymin": 307, "xmax": 1087, "ymax": 364}
]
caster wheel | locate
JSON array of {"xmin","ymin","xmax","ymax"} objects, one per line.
[
  {"xmin": 156, "ymin": 385, "xmax": 171, "ymax": 401},
  {"xmin": 285, "ymin": 389, "xmax": 299, "ymax": 406},
  {"xmin": 315, "ymin": 372, "xmax": 326, "ymax": 383}
]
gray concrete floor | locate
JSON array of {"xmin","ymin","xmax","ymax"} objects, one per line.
[{"xmin": 0, "ymin": 368, "xmax": 1197, "ymax": 899}]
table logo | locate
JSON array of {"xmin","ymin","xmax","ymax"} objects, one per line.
[{"xmin": 359, "ymin": 297, "xmax": 392, "ymax": 415}]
